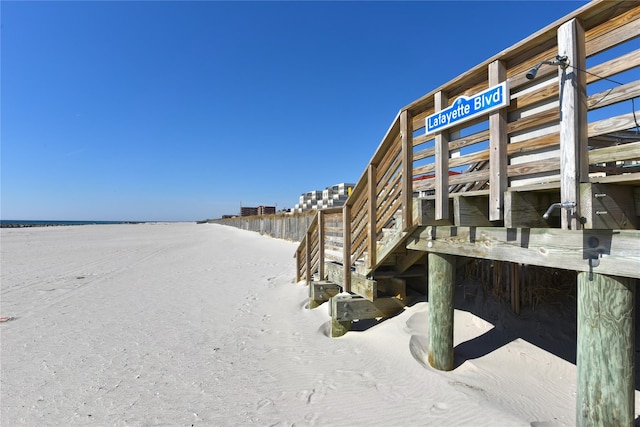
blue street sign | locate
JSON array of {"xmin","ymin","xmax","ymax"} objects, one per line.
[{"xmin": 425, "ymin": 81, "xmax": 510, "ymax": 133}]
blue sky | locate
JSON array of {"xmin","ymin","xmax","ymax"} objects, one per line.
[{"xmin": 1, "ymin": 1, "xmax": 588, "ymax": 221}]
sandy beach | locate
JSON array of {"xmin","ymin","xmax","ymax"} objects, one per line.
[{"xmin": 1, "ymin": 223, "xmax": 637, "ymax": 426}]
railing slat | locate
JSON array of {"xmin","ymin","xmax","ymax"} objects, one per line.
[
  {"xmin": 401, "ymin": 109, "xmax": 414, "ymax": 230},
  {"xmin": 434, "ymin": 91, "xmax": 450, "ymax": 220},
  {"xmin": 368, "ymin": 165, "xmax": 377, "ymax": 268},
  {"xmin": 489, "ymin": 60, "xmax": 508, "ymax": 221}
]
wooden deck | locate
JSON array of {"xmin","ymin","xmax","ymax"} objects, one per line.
[
  {"xmin": 293, "ymin": 1, "xmax": 640, "ymax": 425},
  {"xmin": 297, "ymin": 0, "xmax": 639, "ymax": 291}
]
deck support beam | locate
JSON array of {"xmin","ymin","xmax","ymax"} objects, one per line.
[
  {"xmin": 309, "ymin": 281, "xmax": 340, "ymax": 309},
  {"xmin": 329, "ymin": 294, "xmax": 406, "ymax": 337},
  {"xmin": 428, "ymin": 252, "xmax": 456, "ymax": 371},
  {"xmin": 325, "ymin": 261, "xmax": 377, "ymax": 301},
  {"xmin": 576, "ymin": 272, "xmax": 635, "ymax": 427}
]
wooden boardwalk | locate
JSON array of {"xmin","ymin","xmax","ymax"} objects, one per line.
[{"xmin": 292, "ymin": 1, "xmax": 640, "ymax": 425}]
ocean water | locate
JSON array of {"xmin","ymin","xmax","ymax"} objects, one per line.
[{"xmin": 0, "ymin": 220, "xmax": 139, "ymax": 228}]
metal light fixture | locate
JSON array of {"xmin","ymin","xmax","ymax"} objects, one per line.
[{"xmin": 526, "ymin": 55, "xmax": 570, "ymax": 80}]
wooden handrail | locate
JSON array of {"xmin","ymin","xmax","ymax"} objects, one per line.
[{"xmin": 294, "ymin": 0, "xmax": 639, "ymax": 284}]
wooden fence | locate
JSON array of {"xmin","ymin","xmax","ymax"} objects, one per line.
[{"xmin": 211, "ymin": 210, "xmax": 316, "ymax": 242}]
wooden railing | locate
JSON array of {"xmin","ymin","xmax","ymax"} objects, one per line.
[
  {"xmin": 296, "ymin": 0, "xmax": 640, "ymax": 285},
  {"xmin": 295, "ymin": 207, "xmax": 342, "ymax": 283}
]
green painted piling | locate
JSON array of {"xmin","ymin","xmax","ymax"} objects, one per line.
[
  {"xmin": 577, "ymin": 272, "xmax": 635, "ymax": 427},
  {"xmin": 428, "ymin": 252, "xmax": 456, "ymax": 371}
]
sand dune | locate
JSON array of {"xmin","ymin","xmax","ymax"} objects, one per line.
[{"xmin": 1, "ymin": 223, "xmax": 637, "ymax": 426}]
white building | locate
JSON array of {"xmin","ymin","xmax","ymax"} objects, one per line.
[{"xmin": 294, "ymin": 183, "xmax": 355, "ymax": 213}]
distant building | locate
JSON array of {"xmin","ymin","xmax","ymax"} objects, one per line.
[
  {"xmin": 240, "ymin": 207, "xmax": 259, "ymax": 217},
  {"xmin": 294, "ymin": 183, "xmax": 355, "ymax": 213},
  {"xmin": 257, "ymin": 205, "xmax": 276, "ymax": 215},
  {"xmin": 240, "ymin": 205, "xmax": 277, "ymax": 217}
]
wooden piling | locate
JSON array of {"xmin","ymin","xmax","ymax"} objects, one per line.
[
  {"xmin": 428, "ymin": 252, "xmax": 456, "ymax": 371},
  {"xmin": 576, "ymin": 272, "xmax": 635, "ymax": 427}
]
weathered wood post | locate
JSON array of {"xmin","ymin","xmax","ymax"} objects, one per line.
[
  {"xmin": 434, "ymin": 91, "xmax": 449, "ymax": 221},
  {"xmin": 342, "ymin": 203, "xmax": 352, "ymax": 293},
  {"xmin": 576, "ymin": 272, "xmax": 635, "ymax": 427},
  {"xmin": 558, "ymin": 18, "xmax": 587, "ymax": 231},
  {"xmin": 488, "ymin": 59, "xmax": 507, "ymax": 222},
  {"xmin": 428, "ymin": 252, "xmax": 456, "ymax": 371},
  {"xmin": 305, "ymin": 229, "xmax": 312, "ymax": 285},
  {"xmin": 400, "ymin": 109, "xmax": 413, "ymax": 230},
  {"xmin": 318, "ymin": 210, "xmax": 325, "ymax": 281},
  {"xmin": 367, "ymin": 164, "xmax": 377, "ymax": 269}
]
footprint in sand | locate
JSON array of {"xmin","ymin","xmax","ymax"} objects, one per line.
[
  {"xmin": 297, "ymin": 388, "xmax": 324, "ymax": 404},
  {"xmin": 290, "ymin": 355, "xmax": 311, "ymax": 366},
  {"xmin": 430, "ymin": 402, "xmax": 449, "ymax": 412},
  {"xmin": 256, "ymin": 398, "xmax": 272, "ymax": 411}
]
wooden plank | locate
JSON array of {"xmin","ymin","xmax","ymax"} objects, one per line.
[
  {"xmin": 376, "ymin": 192, "xmax": 402, "ymax": 236},
  {"xmin": 489, "ymin": 60, "xmax": 508, "ymax": 221},
  {"xmin": 342, "ymin": 204, "xmax": 351, "ymax": 292},
  {"xmin": 454, "ymin": 195, "xmax": 492, "ymax": 227},
  {"xmin": 331, "ymin": 294, "xmax": 406, "ymax": 322},
  {"xmin": 434, "ymin": 91, "xmax": 449, "ymax": 220},
  {"xmin": 376, "ymin": 277, "xmax": 406, "ymax": 300},
  {"xmin": 585, "ymin": 6, "xmax": 640, "ymax": 56},
  {"xmin": 412, "ymin": 198, "xmax": 453, "ymax": 226},
  {"xmin": 576, "ymin": 271, "xmax": 635, "ymax": 427},
  {"xmin": 413, "ymin": 132, "xmax": 433, "ymax": 148},
  {"xmin": 508, "ymin": 132, "xmax": 559, "ymax": 157},
  {"xmin": 587, "ymin": 79, "xmax": 640, "ymax": 111},
  {"xmin": 590, "ymin": 172, "xmax": 640, "ymax": 186},
  {"xmin": 376, "ymin": 137, "xmax": 401, "ymax": 183},
  {"xmin": 449, "ymin": 128, "xmax": 490, "ymax": 153},
  {"xmin": 408, "ymin": 225, "xmax": 640, "ymax": 279},
  {"xmin": 413, "ymin": 144, "xmax": 435, "ymax": 162},
  {"xmin": 504, "ymin": 190, "xmax": 557, "ymax": 228},
  {"xmin": 449, "ymin": 149, "xmax": 490, "ymax": 169},
  {"xmin": 305, "ymin": 230, "xmax": 312, "ymax": 284},
  {"xmin": 413, "ymin": 163, "xmax": 436, "ymax": 177},
  {"xmin": 588, "ymin": 140, "xmax": 640, "ymax": 165},
  {"xmin": 404, "ymin": 2, "xmax": 636, "ymax": 115},
  {"xmin": 589, "ymin": 110, "xmax": 640, "ymax": 139},
  {"xmin": 558, "ymin": 18, "xmax": 588, "ymax": 230},
  {"xmin": 580, "ymin": 183, "xmax": 638, "ymax": 229},
  {"xmin": 428, "ymin": 252, "xmax": 456, "ymax": 371},
  {"xmin": 506, "ymin": 107, "xmax": 559, "ymax": 135},
  {"xmin": 401, "ymin": 109, "xmax": 413, "ymax": 230},
  {"xmin": 318, "ymin": 211, "xmax": 325, "ymax": 280},
  {"xmin": 368, "ymin": 164, "xmax": 377, "ymax": 269},
  {"xmin": 508, "ymin": 157, "xmax": 560, "ymax": 177},
  {"xmin": 309, "ymin": 280, "xmax": 340, "ymax": 309},
  {"xmin": 393, "ymin": 250, "xmax": 427, "ymax": 274},
  {"xmin": 449, "ymin": 169, "xmax": 490, "ymax": 186},
  {"xmin": 586, "ymin": 49, "xmax": 640, "ymax": 85},
  {"xmin": 325, "ymin": 261, "xmax": 377, "ymax": 301},
  {"xmin": 295, "ymin": 244, "xmax": 303, "ymax": 283}
]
